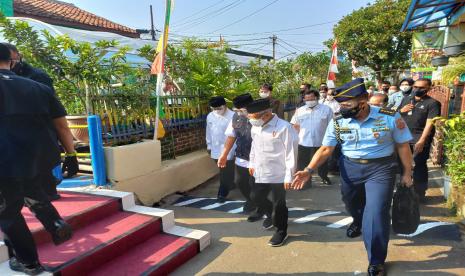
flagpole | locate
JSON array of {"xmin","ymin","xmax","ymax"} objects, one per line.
[{"xmin": 154, "ymin": 0, "xmax": 172, "ymax": 140}]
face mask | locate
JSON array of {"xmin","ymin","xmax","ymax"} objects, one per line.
[
  {"xmin": 340, "ymin": 103, "xmax": 361, "ymax": 119},
  {"xmin": 10, "ymin": 61, "xmax": 22, "ymax": 74},
  {"xmin": 259, "ymin": 92, "xmax": 270, "ymax": 99},
  {"xmin": 249, "ymin": 118, "xmax": 265, "ymax": 127},
  {"xmin": 236, "ymin": 110, "xmax": 248, "ymax": 117},
  {"xmin": 413, "ymin": 88, "xmax": 427, "ymax": 97},
  {"xmin": 367, "ymin": 89, "xmax": 373, "ymax": 94},
  {"xmin": 213, "ymin": 106, "xmax": 226, "ymax": 115},
  {"xmin": 388, "ymin": 90, "xmax": 397, "ymax": 95},
  {"xmin": 327, "ymin": 95, "xmax": 334, "ymax": 101},
  {"xmin": 400, "ymin": 85, "xmax": 411, "ymax": 94},
  {"xmin": 382, "ymin": 87, "xmax": 389, "ymax": 93},
  {"xmin": 320, "ymin": 92, "xmax": 327, "ymax": 98},
  {"xmin": 305, "ymin": 100, "xmax": 318, "ymax": 108}
]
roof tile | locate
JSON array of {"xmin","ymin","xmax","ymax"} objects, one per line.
[{"xmin": 13, "ymin": 0, "xmax": 139, "ymax": 37}]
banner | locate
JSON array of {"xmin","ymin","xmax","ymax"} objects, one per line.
[{"xmin": 412, "ymin": 30, "xmax": 445, "ymax": 68}]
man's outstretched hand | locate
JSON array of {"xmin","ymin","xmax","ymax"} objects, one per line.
[{"xmin": 291, "ymin": 170, "xmax": 311, "ymax": 190}]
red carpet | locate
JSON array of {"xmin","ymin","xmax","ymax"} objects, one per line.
[{"xmin": 21, "ymin": 192, "xmax": 200, "ymax": 275}]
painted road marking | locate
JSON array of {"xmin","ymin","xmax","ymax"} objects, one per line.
[
  {"xmin": 327, "ymin": 217, "xmax": 354, "ymax": 228},
  {"xmin": 293, "ymin": 210, "xmax": 341, "ymax": 224},
  {"xmin": 174, "ymin": 197, "xmax": 209, "ymax": 207},
  {"xmin": 201, "ymin": 201, "xmax": 240, "ymax": 210},
  {"xmin": 228, "ymin": 207, "xmax": 244, "ymax": 214},
  {"xmin": 397, "ymin": 222, "xmax": 454, "ymax": 237}
]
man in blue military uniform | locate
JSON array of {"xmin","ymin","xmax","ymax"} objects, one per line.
[{"xmin": 292, "ymin": 78, "xmax": 413, "ymax": 276}]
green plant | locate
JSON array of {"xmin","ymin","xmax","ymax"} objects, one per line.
[
  {"xmin": 332, "ymin": 0, "xmax": 412, "ymax": 81},
  {"xmin": 439, "ymin": 112, "xmax": 465, "ymax": 187},
  {"xmin": 442, "ymin": 55, "xmax": 465, "ymax": 85}
]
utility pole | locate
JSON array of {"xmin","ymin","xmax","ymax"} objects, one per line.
[
  {"xmin": 150, "ymin": 5, "xmax": 156, "ymax": 41},
  {"xmin": 270, "ymin": 35, "xmax": 277, "ymax": 60}
]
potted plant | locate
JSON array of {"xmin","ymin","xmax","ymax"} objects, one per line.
[
  {"xmin": 432, "ymin": 55, "xmax": 449, "ymax": 67},
  {"xmin": 444, "ymin": 42, "xmax": 465, "ymax": 57},
  {"xmin": 439, "ymin": 112, "xmax": 465, "ymax": 216}
]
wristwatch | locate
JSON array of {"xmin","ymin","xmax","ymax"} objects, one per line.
[{"xmin": 305, "ymin": 167, "xmax": 314, "ymax": 174}]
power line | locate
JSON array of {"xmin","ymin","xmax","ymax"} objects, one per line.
[
  {"xmin": 173, "ymin": 0, "xmax": 242, "ymax": 28},
  {"xmin": 172, "ymin": 0, "xmax": 227, "ymax": 26},
  {"xmin": 174, "ymin": 0, "xmax": 246, "ymax": 31},
  {"xmin": 210, "ymin": 0, "xmax": 280, "ymax": 33},
  {"xmin": 277, "ymin": 42, "xmax": 297, "ymax": 54}
]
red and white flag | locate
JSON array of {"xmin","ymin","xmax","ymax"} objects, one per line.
[{"xmin": 327, "ymin": 40, "xmax": 338, "ymax": 88}]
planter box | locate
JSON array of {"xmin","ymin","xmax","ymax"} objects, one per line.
[
  {"xmin": 104, "ymin": 140, "xmax": 161, "ymax": 182},
  {"xmin": 66, "ymin": 115, "xmax": 89, "ymax": 143}
]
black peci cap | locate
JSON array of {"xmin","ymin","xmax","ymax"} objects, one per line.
[
  {"xmin": 209, "ymin": 96, "xmax": 226, "ymax": 107},
  {"xmin": 233, "ymin": 93, "xmax": 253, "ymax": 109},
  {"xmin": 246, "ymin": 98, "xmax": 271, "ymax": 113}
]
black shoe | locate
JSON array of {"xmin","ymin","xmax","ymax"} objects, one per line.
[
  {"xmin": 243, "ymin": 201, "xmax": 256, "ymax": 213},
  {"xmin": 9, "ymin": 257, "xmax": 45, "ymax": 275},
  {"xmin": 247, "ymin": 211, "xmax": 264, "ymax": 222},
  {"xmin": 268, "ymin": 231, "xmax": 288, "ymax": 247},
  {"xmin": 262, "ymin": 216, "xmax": 273, "ymax": 230},
  {"xmin": 48, "ymin": 193, "xmax": 61, "ymax": 201},
  {"xmin": 346, "ymin": 223, "xmax": 362, "ymax": 238},
  {"xmin": 321, "ymin": 177, "xmax": 332, "ymax": 185},
  {"xmin": 368, "ymin": 264, "xmax": 385, "ymax": 276},
  {"xmin": 52, "ymin": 220, "xmax": 73, "ymax": 245}
]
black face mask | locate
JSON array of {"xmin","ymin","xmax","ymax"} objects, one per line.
[
  {"xmin": 340, "ymin": 104, "xmax": 362, "ymax": 119},
  {"xmin": 412, "ymin": 88, "xmax": 427, "ymax": 97},
  {"xmin": 382, "ymin": 87, "xmax": 389, "ymax": 93},
  {"xmin": 10, "ymin": 61, "xmax": 22, "ymax": 74}
]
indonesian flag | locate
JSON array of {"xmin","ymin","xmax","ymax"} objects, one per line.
[{"xmin": 327, "ymin": 40, "xmax": 338, "ymax": 88}]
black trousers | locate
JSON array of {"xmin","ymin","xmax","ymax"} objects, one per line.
[
  {"xmin": 410, "ymin": 143, "xmax": 431, "ymax": 197},
  {"xmin": 214, "ymin": 159, "xmax": 235, "ymax": 199},
  {"xmin": 297, "ymin": 145, "xmax": 329, "ymax": 185},
  {"xmin": 252, "ymin": 183, "xmax": 288, "ymax": 233},
  {"xmin": 40, "ymin": 170, "xmax": 59, "ymax": 197},
  {"xmin": 1, "ymin": 175, "xmax": 63, "ymax": 264},
  {"xmin": 328, "ymin": 144, "xmax": 342, "ymax": 172},
  {"xmin": 235, "ymin": 165, "xmax": 255, "ymax": 206}
]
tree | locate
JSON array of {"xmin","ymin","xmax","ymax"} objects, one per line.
[{"xmin": 332, "ymin": 0, "xmax": 412, "ymax": 82}]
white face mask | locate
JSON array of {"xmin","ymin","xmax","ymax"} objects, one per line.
[
  {"xmin": 400, "ymin": 85, "xmax": 411, "ymax": 92},
  {"xmin": 305, "ymin": 100, "xmax": 318, "ymax": 108},
  {"xmin": 259, "ymin": 92, "xmax": 270, "ymax": 99},
  {"xmin": 320, "ymin": 92, "xmax": 327, "ymax": 98},
  {"xmin": 367, "ymin": 89, "xmax": 373, "ymax": 94},
  {"xmin": 213, "ymin": 106, "xmax": 226, "ymax": 116},
  {"xmin": 388, "ymin": 90, "xmax": 397, "ymax": 95},
  {"xmin": 249, "ymin": 118, "xmax": 265, "ymax": 127},
  {"xmin": 327, "ymin": 95, "xmax": 334, "ymax": 101}
]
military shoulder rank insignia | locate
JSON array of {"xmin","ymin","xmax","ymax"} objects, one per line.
[{"xmin": 379, "ymin": 108, "xmax": 396, "ymax": 116}]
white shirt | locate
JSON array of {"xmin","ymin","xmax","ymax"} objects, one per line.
[
  {"xmin": 320, "ymin": 98, "xmax": 340, "ymax": 114},
  {"xmin": 291, "ymin": 104, "xmax": 333, "ymax": 147},
  {"xmin": 224, "ymin": 120, "xmax": 249, "ymax": 168},
  {"xmin": 206, "ymin": 109, "xmax": 236, "ymax": 160},
  {"xmin": 249, "ymin": 115, "xmax": 298, "ymax": 184}
]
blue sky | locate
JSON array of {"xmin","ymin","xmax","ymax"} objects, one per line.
[{"xmin": 62, "ymin": 0, "xmax": 371, "ymax": 58}]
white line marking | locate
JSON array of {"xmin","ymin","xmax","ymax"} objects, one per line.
[
  {"xmin": 201, "ymin": 202, "xmax": 230, "ymax": 210},
  {"xmin": 228, "ymin": 207, "xmax": 244, "ymax": 214},
  {"xmin": 288, "ymin": 207, "xmax": 306, "ymax": 211},
  {"xmin": 397, "ymin": 222, "xmax": 454, "ymax": 237},
  {"xmin": 293, "ymin": 211, "xmax": 340, "ymax": 224},
  {"xmin": 327, "ymin": 217, "xmax": 354, "ymax": 228},
  {"xmin": 173, "ymin": 198, "xmax": 208, "ymax": 207}
]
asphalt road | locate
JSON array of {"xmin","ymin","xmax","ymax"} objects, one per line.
[{"xmin": 162, "ymin": 166, "xmax": 465, "ymax": 276}]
